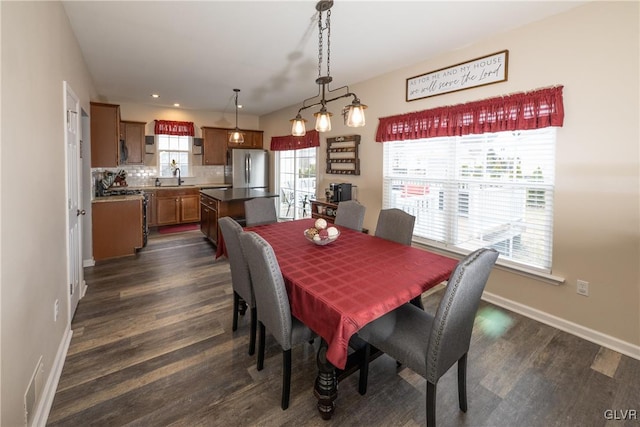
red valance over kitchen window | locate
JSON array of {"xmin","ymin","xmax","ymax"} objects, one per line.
[
  {"xmin": 270, "ymin": 130, "xmax": 320, "ymax": 151},
  {"xmin": 376, "ymin": 86, "xmax": 564, "ymax": 142},
  {"xmin": 154, "ymin": 120, "xmax": 195, "ymax": 136}
]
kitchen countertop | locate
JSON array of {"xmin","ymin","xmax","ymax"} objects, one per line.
[
  {"xmin": 200, "ymin": 188, "xmax": 278, "ymax": 202},
  {"xmin": 130, "ymin": 183, "xmax": 230, "ymax": 191},
  {"xmin": 92, "ymin": 194, "xmax": 144, "ymax": 203}
]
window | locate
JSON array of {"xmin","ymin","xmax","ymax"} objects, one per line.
[
  {"xmin": 383, "ymin": 128, "xmax": 556, "ymax": 272},
  {"xmin": 278, "ymin": 147, "xmax": 317, "ymax": 220},
  {"xmin": 158, "ymin": 134, "xmax": 191, "ymax": 177}
]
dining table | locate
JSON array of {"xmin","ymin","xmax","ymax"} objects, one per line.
[{"xmin": 246, "ymin": 218, "xmax": 458, "ymax": 419}]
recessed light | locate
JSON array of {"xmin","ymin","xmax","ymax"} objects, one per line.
[
  {"xmin": 151, "ymin": 94, "xmax": 159, "ymax": 98},
  {"xmin": 173, "ymin": 103, "xmax": 180, "ymax": 107}
]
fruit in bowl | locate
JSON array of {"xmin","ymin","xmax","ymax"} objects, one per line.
[{"xmin": 305, "ymin": 224, "xmax": 340, "ymax": 246}]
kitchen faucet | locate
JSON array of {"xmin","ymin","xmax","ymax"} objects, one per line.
[{"xmin": 175, "ymin": 168, "xmax": 184, "ymax": 186}]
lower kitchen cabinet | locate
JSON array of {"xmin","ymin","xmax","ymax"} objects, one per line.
[
  {"xmin": 155, "ymin": 187, "xmax": 201, "ymax": 226},
  {"xmin": 92, "ymin": 198, "xmax": 143, "ymax": 261},
  {"xmin": 200, "ymin": 194, "xmax": 218, "ymax": 242},
  {"xmin": 199, "ymin": 192, "xmax": 246, "ymax": 245}
]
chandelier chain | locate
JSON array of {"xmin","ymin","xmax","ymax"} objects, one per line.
[
  {"xmin": 326, "ymin": 9, "xmax": 331, "ymax": 78},
  {"xmin": 317, "ymin": 9, "xmax": 322, "ymax": 79},
  {"xmin": 317, "ymin": 8, "xmax": 332, "ymax": 80}
]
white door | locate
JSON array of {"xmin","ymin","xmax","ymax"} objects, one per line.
[{"xmin": 65, "ymin": 81, "xmax": 83, "ymax": 321}]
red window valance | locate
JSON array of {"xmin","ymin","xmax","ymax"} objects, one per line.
[
  {"xmin": 376, "ymin": 86, "xmax": 564, "ymax": 142},
  {"xmin": 154, "ymin": 120, "xmax": 195, "ymax": 136},
  {"xmin": 270, "ymin": 130, "xmax": 320, "ymax": 151}
]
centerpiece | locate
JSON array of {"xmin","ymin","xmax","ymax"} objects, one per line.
[{"xmin": 305, "ymin": 218, "xmax": 340, "ymax": 246}]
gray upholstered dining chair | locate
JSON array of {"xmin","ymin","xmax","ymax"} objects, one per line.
[
  {"xmin": 374, "ymin": 208, "xmax": 416, "ymax": 245},
  {"xmin": 218, "ymin": 217, "xmax": 256, "ymax": 356},
  {"xmin": 374, "ymin": 208, "xmax": 422, "ymax": 308},
  {"xmin": 239, "ymin": 231, "xmax": 316, "ymax": 410},
  {"xmin": 244, "ymin": 198, "xmax": 277, "ymax": 226},
  {"xmin": 358, "ymin": 248, "xmax": 499, "ymax": 427},
  {"xmin": 334, "ymin": 200, "xmax": 366, "ymax": 231}
]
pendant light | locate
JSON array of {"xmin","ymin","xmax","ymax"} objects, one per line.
[
  {"xmin": 229, "ymin": 88, "xmax": 244, "ymax": 144},
  {"xmin": 290, "ymin": 1, "xmax": 367, "ymax": 136}
]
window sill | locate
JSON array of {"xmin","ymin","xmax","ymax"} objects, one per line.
[{"xmin": 412, "ymin": 239, "xmax": 565, "ymax": 286}]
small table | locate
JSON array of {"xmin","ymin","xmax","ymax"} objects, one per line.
[{"xmin": 248, "ymin": 219, "xmax": 457, "ymax": 418}]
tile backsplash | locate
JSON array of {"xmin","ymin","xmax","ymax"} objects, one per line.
[{"xmin": 91, "ymin": 165, "xmax": 225, "ymax": 194}]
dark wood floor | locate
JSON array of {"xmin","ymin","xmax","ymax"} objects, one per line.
[{"xmin": 47, "ymin": 230, "xmax": 640, "ymax": 426}]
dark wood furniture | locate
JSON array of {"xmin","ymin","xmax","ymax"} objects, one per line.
[
  {"xmin": 248, "ymin": 219, "xmax": 458, "ymax": 419},
  {"xmin": 200, "ymin": 188, "xmax": 278, "ymax": 246},
  {"xmin": 92, "ymin": 196, "xmax": 143, "ymax": 261},
  {"xmin": 326, "ymin": 134, "xmax": 360, "ymax": 175},
  {"xmin": 310, "ymin": 199, "xmax": 338, "ymax": 224},
  {"xmin": 201, "ymin": 126, "xmax": 264, "ymax": 166},
  {"xmin": 119, "ymin": 120, "xmax": 145, "ymax": 165},
  {"xmin": 155, "ymin": 187, "xmax": 200, "ymax": 226},
  {"xmin": 90, "ymin": 102, "xmax": 120, "ymax": 167}
]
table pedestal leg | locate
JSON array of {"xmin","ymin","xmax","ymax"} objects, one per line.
[{"xmin": 314, "ymin": 339, "xmax": 337, "ymax": 420}]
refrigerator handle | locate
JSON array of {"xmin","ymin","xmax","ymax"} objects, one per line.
[
  {"xmin": 245, "ymin": 153, "xmax": 250, "ymax": 185},
  {"xmin": 247, "ymin": 153, "xmax": 252, "ymax": 185}
]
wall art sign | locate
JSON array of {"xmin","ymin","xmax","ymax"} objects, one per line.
[{"xmin": 406, "ymin": 50, "xmax": 508, "ymax": 101}]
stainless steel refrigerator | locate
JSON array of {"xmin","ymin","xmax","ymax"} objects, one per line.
[{"xmin": 225, "ymin": 148, "xmax": 268, "ymax": 189}]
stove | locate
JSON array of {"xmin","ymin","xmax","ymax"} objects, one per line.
[{"xmin": 101, "ymin": 188, "xmax": 143, "ymax": 196}]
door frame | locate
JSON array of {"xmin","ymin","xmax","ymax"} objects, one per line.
[{"xmin": 64, "ymin": 81, "xmax": 84, "ymax": 323}]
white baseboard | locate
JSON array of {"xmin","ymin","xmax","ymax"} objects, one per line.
[
  {"xmin": 83, "ymin": 258, "xmax": 95, "ymax": 268},
  {"xmin": 31, "ymin": 327, "xmax": 73, "ymax": 427},
  {"xmin": 482, "ymin": 291, "xmax": 640, "ymax": 361}
]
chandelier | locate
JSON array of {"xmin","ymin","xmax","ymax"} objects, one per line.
[
  {"xmin": 290, "ymin": 0, "xmax": 367, "ymax": 136},
  {"xmin": 229, "ymin": 88, "xmax": 244, "ymax": 143}
]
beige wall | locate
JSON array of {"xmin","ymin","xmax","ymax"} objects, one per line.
[
  {"xmin": 261, "ymin": 2, "xmax": 640, "ymax": 349},
  {"xmin": 1, "ymin": 1, "xmax": 97, "ymax": 425}
]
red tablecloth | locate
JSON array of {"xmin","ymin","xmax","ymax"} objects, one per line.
[{"xmin": 248, "ymin": 219, "xmax": 458, "ymax": 369}]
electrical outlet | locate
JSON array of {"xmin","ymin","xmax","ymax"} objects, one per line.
[
  {"xmin": 54, "ymin": 299, "xmax": 59, "ymax": 321},
  {"xmin": 577, "ymin": 280, "xmax": 589, "ymax": 296}
]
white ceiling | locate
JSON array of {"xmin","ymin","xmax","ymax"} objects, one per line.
[{"xmin": 62, "ymin": 1, "xmax": 585, "ymax": 116}]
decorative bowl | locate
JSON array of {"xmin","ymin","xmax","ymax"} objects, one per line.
[{"xmin": 304, "ymin": 228, "xmax": 340, "ymax": 246}]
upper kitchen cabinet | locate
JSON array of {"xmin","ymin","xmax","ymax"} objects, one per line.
[
  {"xmin": 119, "ymin": 121, "xmax": 145, "ymax": 165},
  {"xmin": 90, "ymin": 102, "xmax": 120, "ymax": 167},
  {"xmin": 228, "ymin": 129, "xmax": 263, "ymax": 149},
  {"xmin": 202, "ymin": 127, "xmax": 228, "ymax": 166}
]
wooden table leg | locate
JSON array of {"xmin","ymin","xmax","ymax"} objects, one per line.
[{"xmin": 314, "ymin": 339, "xmax": 337, "ymax": 420}]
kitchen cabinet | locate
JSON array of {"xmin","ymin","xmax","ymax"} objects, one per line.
[
  {"xmin": 202, "ymin": 127, "xmax": 264, "ymax": 166},
  {"xmin": 199, "ymin": 188, "xmax": 277, "ymax": 245},
  {"xmin": 90, "ymin": 102, "xmax": 120, "ymax": 167},
  {"xmin": 156, "ymin": 187, "xmax": 201, "ymax": 226},
  {"xmin": 92, "ymin": 198, "xmax": 143, "ymax": 261},
  {"xmin": 200, "ymin": 193, "xmax": 219, "ymax": 242},
  {"xmin": 228, "ymin": 129, "xmax": 263, "ymax": 149},
  {"xmin": 202, "ymin": 127, "xmax": 228, "ymax": 166},
  {"xmin": 119, "ymin": 121, "xmax": 145, "ymax": 165}
]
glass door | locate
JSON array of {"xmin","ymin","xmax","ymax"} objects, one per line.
[{"xmin": 278, "ymin": 147, "xmax": 317, "ymax": 220}]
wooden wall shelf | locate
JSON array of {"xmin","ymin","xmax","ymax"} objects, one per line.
[{"xmin": 326, "ymin": 135, "xmax": 360, "ymax": 175}]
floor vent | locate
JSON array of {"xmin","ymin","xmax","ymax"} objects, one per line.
[{"xmin": 24, "ymin": 356, "xmax": 43, "ymax": 426}]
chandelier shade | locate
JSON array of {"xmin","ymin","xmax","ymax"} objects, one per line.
[
  {"xmin": 229, "ymin": 88, "xmax": 245, "ymax": 143},
  {"xmin": 290, "ymin": 0, "xmax": 367, "ymax": 136}
]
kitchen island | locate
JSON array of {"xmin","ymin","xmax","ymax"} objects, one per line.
[{"xmin": 200, "ymin": 188, "xmax": 278, "ymax": 245}]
